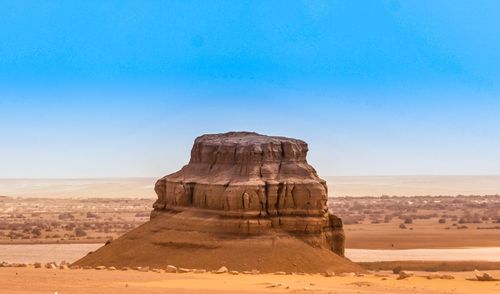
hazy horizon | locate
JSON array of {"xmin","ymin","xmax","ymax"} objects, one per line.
[{"xmin": 2, "ymin": 175, "xmax": 499, "ymax": 198}]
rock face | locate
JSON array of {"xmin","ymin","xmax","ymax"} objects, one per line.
[
  {"xmin": 74, "ymin": 132, "xmax": 357, "ymax": 273},
  {"xmin": 152, "ymin": 132, "xmax": 345, "ymax": 256}
]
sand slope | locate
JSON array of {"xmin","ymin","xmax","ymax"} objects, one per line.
[{"xmin": 74, "ymin": 210, "xmax": 362, "ymax": 274}]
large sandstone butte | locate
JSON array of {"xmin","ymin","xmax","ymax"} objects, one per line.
[{"xmin": 75, "ymin": 132, "xmax": 362, "ymax": 273}]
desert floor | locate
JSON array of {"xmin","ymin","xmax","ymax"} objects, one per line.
[
  {"xmin": 2, "ymin": 194, "xmax": 498, "ymax": 249},
  {"xmin": 1, "ymin": 267, "xmax": 499, "ymax": 294},
  {"xmin": 1, "ymin": 178, "xmax": 499, "ymax": 293}
]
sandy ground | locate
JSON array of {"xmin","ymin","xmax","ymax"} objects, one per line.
[
  {"xmin": 344, "ymin": 221, "xmax": 500, "ymax": 249},
  {"xmin": 325, "ymin": 175, "xmax": 500, "ymax": 197},
  {"xmin": 0, "ymin": 178, "xmax": 157, "ymax": 198},
  {"xmin": 1, "ymin": 267, "xmax": 499, "ymax": 294}
]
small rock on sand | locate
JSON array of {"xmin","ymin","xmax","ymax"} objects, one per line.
[
  {"xmin": 95, "ymin": 266, "xmax": 106, "ymax": 270},
  {"xmin": 338, "ymin": 272, "xmax": 355, "ymax": 277},
  {"xmin": 45, "ymin": 263, "xmax": 57, "ymax": 269},
  {"xmin": 229, "ymin": 271, "xmax": 239, "ymax": 275},
  {"xmin": 274, "ymin": 271, "xmax": 286, "ymax": 275},
  {"xmin": 474, "ymin": 270, "xmax": 496, "ymax": 281},
  {"xmin": 242, "ymin": 269, "xmax": 260, "ymax": 275},
  {"xmin": 427, "ymin": 274, "xmax": 455, "ymax": 280},
  {"xmin": 397, "ymin": 271, "xmax": 414, "ymax": 280},
  {"xmin": 266, "ymin": 283, "xmax": 281, "ymax": 288},
  {"xmin": 108, "ymin": 266, "xmax": 116, "ymax": 271},
  {"xmin": 34, "ymin": 263, "xmax": 42, "ymax": 269},
  {"xmin": 166, "ymin": 265, "xmax": 177, "ymax": 273},
  {"xmin": 59, "ymin": 265, "xmax": 69, "ymax": 270},
  {"xmin": 216, "ymin": 266, "xmax": 228, "ymax": 274},
  {"xmin": 193, "ymin": 269, "xmax": 206, "ymax": 274},
  {"xmin": 138, "ymin": 266, "xmax": 150, "ymax": 272},
  {"xmin": 178, "ymin": 268, "xmax": 191, "ymax": 273},
  {"xmin": 324, "ymin": 271, "xmax": 335, "ymax": 277}
]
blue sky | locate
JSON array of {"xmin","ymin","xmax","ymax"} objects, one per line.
[{"xmin": 0, "ymin": 0, "xmax": 499, "ymax": 178}]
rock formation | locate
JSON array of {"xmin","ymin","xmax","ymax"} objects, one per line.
[
  {"xmin": 74, "ymin": 132, "xmax": 359, "ymax": 273},
  {"xmin": 152, "ymin": 132, "xmax": 345, "ymax": 256}
]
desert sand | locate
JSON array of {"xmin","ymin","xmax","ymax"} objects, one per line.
[
  {"xmin": 0, "ymin": 178, "xmax": 156, "ymax": 199},
  {"xmin": 1, "ymin": 267, "xmax": 499, "ymax": 294},
  {"xmin": 345, "ymin": 221, "xmax": 500, "ymax": 249},
  {"xmin": 2, "ymin": 176, "xmax": 500, "ymax": 199},
  {"xmin": 325, "ymin": 175, "xmax": 500, "ymax": 197},
  {"xmin": 1, "ymin": 195, "xmax": 498, "ymax": 248}
]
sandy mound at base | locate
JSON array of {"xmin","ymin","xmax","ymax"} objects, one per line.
[{"xmin": 74, "ymin": 211, "xmax": 363, "ymax": 274}]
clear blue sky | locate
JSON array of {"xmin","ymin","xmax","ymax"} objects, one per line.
[{"xmin": 1, "ymin": 0, "xmax": 499, "ymax": 178}]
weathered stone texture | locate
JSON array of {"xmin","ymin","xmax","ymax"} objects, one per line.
[{"xmin": 152, "ymin": 132, "xmax": 345, "ymax": 256}]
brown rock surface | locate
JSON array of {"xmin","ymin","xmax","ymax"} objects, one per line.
[{"xmin": 74, "ymin": 132, "xmax": 359, "ymax": 273}]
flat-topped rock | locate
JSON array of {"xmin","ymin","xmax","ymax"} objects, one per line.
[{"xmin": 152, "ymin": 132, "xmax": 344, "ymax": 256}]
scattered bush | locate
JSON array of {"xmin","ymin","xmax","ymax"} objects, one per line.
[
  {"xmin": 393, "ymin": 266, "xmax": 403, "ymax": 274},
  {"xmin": 74, "ymin": 228, "xmax": 87, "ymax": 237}
]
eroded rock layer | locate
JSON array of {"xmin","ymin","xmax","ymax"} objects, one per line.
[{"xmin": 152, "ymin": 132, "xmax": 345, "ymax": 256}]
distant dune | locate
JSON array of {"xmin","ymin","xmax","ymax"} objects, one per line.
[
  {"xmin": 0, "ymin": 175, "xmax": 499, "ymax": 198},
  {"xmin": 0, "ymin": 178, "xmax": 157, "ymax": 198}
]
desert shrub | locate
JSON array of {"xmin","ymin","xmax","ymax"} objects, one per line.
[
  {"xmin": 134, "ymin": 212, "xmax": 150, "ymax": 218},
  {"xmin": 404, "ymin": 217, "xmax": 413, "ymax": 224},
  {"xmin": 65, "ymin": 223, "xmax": 76, "ymax": 231},
  {"xmin": 438, "ymin": 218, "xmax": 446, "ymax": 224},
  {"xmin": 31, "ymin": 228, "xmax": 41, "ymax": 237},
  {"xmin": 392, "ymin": 266, "xmax": 402, "ymax": 274},
  {"xmin": 74, "ymin": 227, "xmax": 87, "ymax": 237},
  {"xmin": 58, "ymin": 213, "xmax": 74, "ymax": 220},
  {"xmin": 399, "ymin": 223, "xmax": 407, "ymax": 229},
  {"xmin": 86, "ymin": 212, "xmax": 98, "ymax": 218}
]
